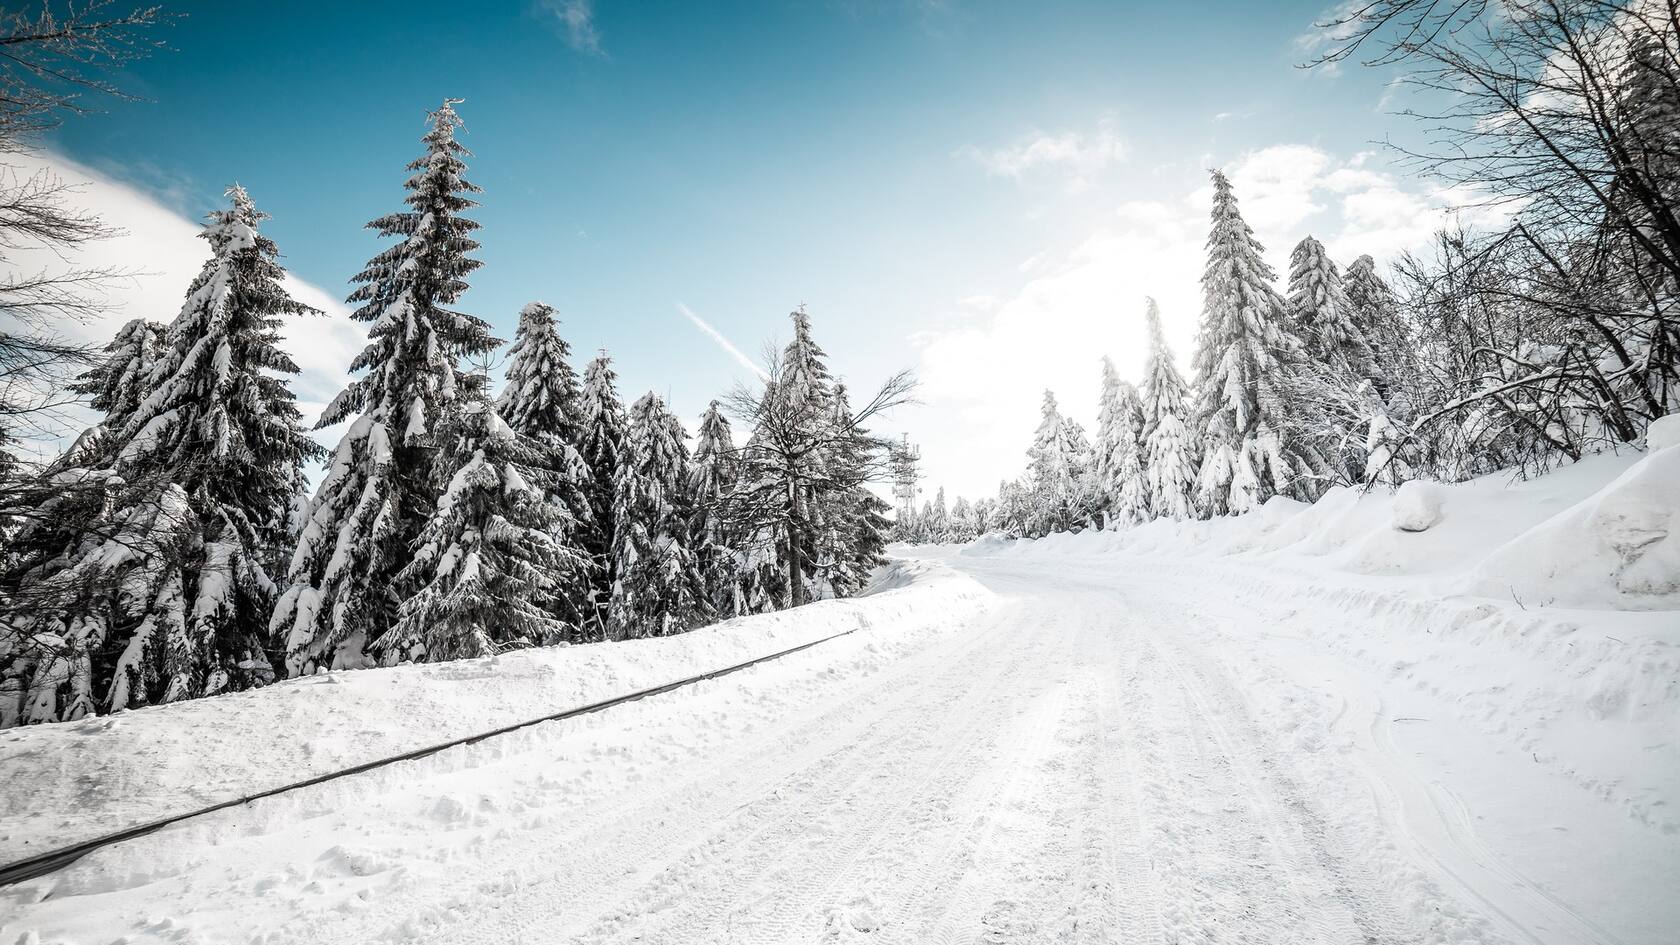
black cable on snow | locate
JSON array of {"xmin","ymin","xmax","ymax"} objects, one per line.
[{"xmin": 0, "ymin": 624, "xmax": 862, "ymax": 888}]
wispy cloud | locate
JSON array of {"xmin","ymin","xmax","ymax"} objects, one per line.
[
  {"xmin": 957, "ymin": 115, "xmax": 1128, "ymax": 186},
  {"xmin": 1293, "ymin": 0, "xmax": 1364, "ymax": 75},
  {"xmin": 539, "ymin": 0, "xmax": 605, "ymax": 55},
  {"xmin": 678, "ymin": 303, "xmax": 769, "ymax": 380}
]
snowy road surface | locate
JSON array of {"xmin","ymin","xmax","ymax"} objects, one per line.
[{"xmin": 5, "ymin": 552, "xmax": 1674, "ymax": 945}]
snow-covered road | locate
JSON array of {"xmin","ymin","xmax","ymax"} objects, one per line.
[{"xmin": 5, "ymin": 551, "xmax": 1673, "ymax": 945}]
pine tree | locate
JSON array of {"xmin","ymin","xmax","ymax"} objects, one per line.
[
  {"xmin": 691, "ymin": 400, "xmax": 743, "ymax": 615},
  {"xmin": 1096, "ymin": 356, "xmax": 1149, "ymax": 527},
  {"xmin": 819, "ymin": 383, "xmax": 890, "ymax": 596},
  {"xmin": 1139, "ymin": 298, "xmax": 1196, "ymax": 521},
  {"xmin": 375, "ymin": 395, "xmax": 578, "ymax": 662},
  {"xmin": 5, "ymin": 320, "xmax": 166, "ymax": 576},
  {"xmin": 608, "ymin": 393, "xmax": 710, "ymax": 638},
  {"xmin": 273, "ymin": 100, "xmax": 497, "ymax": 674},
  {"xmin": 1287, "ymin": 235, "xmax": 1374, "ymax": 381},
  {"xmin": 497, "ymin": 301, "xmax": 594, "ymax": 636},
  {"xmin": 69, "ymin": 319, "xmax": 167, "ymax": 435},
  {"xmin": 576, "ymin": 352, "xmax": 627, "ymax": 633},
  {"xmin": 949, "ymin": 495, "xmax": 974, "ymax": 541},
  {"xmin": 2, "ymin": 185, "xmax": 318, "ymax": 722},
  {"xmin": 1360, "ymin": 380, "xmax": 1414, "ymax": 488},
  {"xmin": 1024, "ymin": 391, "xmax": 1095, "ymax": 535},
  {"xmin": 928, "ymin": 485, "xmax": 949, "ymax": 539},
  {"xmin": 1342, "ymin": 255, "xmax": 1409, "ymax": 399},
  {"xmin": 1192, "ymin": 170, "xmax": 1313, "ymax": 515}
]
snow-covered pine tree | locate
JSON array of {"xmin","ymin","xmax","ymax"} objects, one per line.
[
  {"xmin": 1361, "ymin": 380, "xmax": 1414, "ymax": 488},
  {"xmin": 949, "ymin": 495, "xmax": 974, "ymax": 541},
  {"xmin": 691, "ymin": 399, "xmax": 744, "ymax": 615},
  {"xmin": 576, "ymin": 351, "xmax": 628, "ymax": 633},
  {"xmin": 1024, "ymin": 391, "xmax": 1095, "ymax": 535},
  {"xmin": 1096, "ymin": 356, "xmax": 1149, "ymax": 528},
  {"xmin": 1, "ymin": 185, "xmax": 319, "ymax": 723},
  {"xmin": 608, "ymin": 392, "xmax": 711, "ymax": 638},
  {"xmin": 1342, "ymin": 255, "xmax": 1410, "ymax": 399},
  {"xmin": 1287, "ymin": 235, "xmax": 1374, "ymax": 381},
  {"xmin": 70, "ymin": 319, "xmax": 167, "ymax": 437},
  {"xmin": 4, "ymin": 319, "xmax": 168, "ymax": 575},
  {"xmin": 1286, "ymin": 235, "xmax": 1377, "ymax": 484},
  {"xmin": 928, "ymin": 486, "xmax": 949, "ymax": 540},
  {"xmin": 375, "ymin": 393, "xmax": 579, "ymax": 662},
  {"xmin": 1609, "ymin": 26, "xmax": 1680, "ymax": 418},
  {"xmin": 497, "ymin": 301, "xmax": 594, "ymax": 636},
  {"xmin": 1139, "ymin": 298, "xmax": 1196, "ymax": 521},
  {"xmin": 1192, "ymin": 170, "xmax": 1314, "ymax": 515},
  {"xmin": 820, "ymin": 382, "xmax": 890, "ymax": 597},
  {"xmin": 273, "ymin": 100, "xmax": 498, "ymax": 674}
]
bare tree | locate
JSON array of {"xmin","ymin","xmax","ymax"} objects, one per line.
[
  {"xmin": 720, "ymin": 346, "xmax": 915, "ymax": 608},
  {"xmin": 0, "ymin": 2, "xmax": 171, "ymax": 474},
  {"xmin": 1307, "ymin": 0, "xmax": 1680, "ymax": 470}
]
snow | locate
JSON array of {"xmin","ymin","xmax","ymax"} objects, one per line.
[
  {"xmin": 0, "ymin": 558, "xmax": 990, "ymax": 864},
  {"xmin": 1390, "ymin": 478, "xmax": 1443, "ymax": 532},
  {"xmin": 2, "ymin": 449, "xmax": 1674, "ymax": 945}
]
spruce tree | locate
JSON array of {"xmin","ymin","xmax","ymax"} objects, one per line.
[
  {"xmin": 375, "ymin": 394, "xmax": 578, "ymax": 661},
  {"xmin": 608, "ymin": 393, "xmax": 710, "ymax": 638},
  {"xmin": 1361, "ymin": 380, "xmax": 1414, "ymax": 488},
  {"xmin": 69, "ymin": 319, "xmax": 167, "ymax": 435},
  {"xmin": 2, "ymin": 185, "xmax": 318, "ymax": 722},
  {"xmin": 497, "ymin": 301, "xmax": 594, "ymax": 635},
  {"xmin": 692, "ymin": 400, "xmax": 743, "ymax": 615},
  {"xmin": 1287, "ymin": 235, "xmax": 1374, "ymax": 381},
  {"xmin": 1343, "ymin": 255, "xmax": 1409, "ymax": 398},
  {"xmin": 1096, "ymin": 356, "xmax": 1149, "ymax": 527},
  {"xmin": 1024, "ymin": 391, "xmax": 1094, "ymax": 535},
  {"xmin": 807, "ymin": 381, "xmax": 890, "ymax": 598},
  {"xmin": 1192, "ymin": 170, "xmax": 1312, "ymax": 514},
  {"xmin": 576, "ymin": 352, "xmax": 627, "ymax": 633},
  {"xmin": 1139, "ymin": 298, "xmax": 1197, "ymax": 521},
  {"xmin": 273, "ymin": 100, "xmax": 497, "ymax": 674},
  {"xmin": 950, "ymin": 496, "xmax": 974, "ymax": 541},
  {"xmin": 929, "ymin": 485, "xmax": 949, "ymax": 539}
]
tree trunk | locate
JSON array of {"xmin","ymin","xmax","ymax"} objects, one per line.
[{"xmin": 786, "ymin": 471, "xmax": 805, "ymax": 608}]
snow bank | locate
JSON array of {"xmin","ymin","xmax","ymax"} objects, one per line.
[
  {"xmin": 0, "ymin": 558, "xmax": 993, "ymax": 862},
  {"xmin": 969, "ymin": 446, "xmax": 1677, "ymax": 611},
  {"xmin": 1469, "ymin": 443, "xmax": 1680, "ymax": 608}
]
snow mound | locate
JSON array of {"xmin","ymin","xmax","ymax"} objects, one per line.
[
  {"xmin": 958, "ymin": 532, "xmax": 1017, "ymax": 557},
  {"xmin": 1390, "ymin": 480, "xmax": 1443, "ymax": 532},
  {"xmin": 1467, "ymin": 439, "xmax": 1680, "ymax": 609},
  {"xmin": 1648, "ymin": 412, "xmax": 1680, "ymax": 451}
]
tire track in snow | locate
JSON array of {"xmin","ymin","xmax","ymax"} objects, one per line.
[
  {"xmin": 391, "ymin": 601, "xmax": 1019, "ymax": 945},
  {"xmin": 1092, "ymin": 630, "xmax": 1168, "ymax": 945},
  {"xmin": 516, "ymin": 607, "xmax": 1033, "ymax": 945}
]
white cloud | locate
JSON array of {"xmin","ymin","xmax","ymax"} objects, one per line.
[
  {"xmin": 958, "ymin": 116, "xmax": 1128, "ymax": 188},
  {"xmin": 0, "ymin": 150, "xmax": 365, "ymax": 462},
  {"xmin": 540, "ymin": 0, "xmax": 604, "ymax": 55},
  {"xmin": 907, "ymin": 143, "xmax": 1503, "ymax": 500}
]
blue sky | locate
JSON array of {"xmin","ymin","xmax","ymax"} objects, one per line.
[{"xmin": 35, "ymin": 0, "xmax": 1472, "ymax": 499}]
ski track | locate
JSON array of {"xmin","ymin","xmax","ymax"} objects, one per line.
[{"xmin": 9, "ymin": 554, "xmax": 1641, "ymax": 945}]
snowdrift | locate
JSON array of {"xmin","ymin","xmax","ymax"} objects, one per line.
[
  {"xmin": 0, "ymin": 558, "xmax": 993, "ymax": 862},
  {"xmin": 968, "ymin": 427, "xmax": 1680, "ymax": 612}
]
